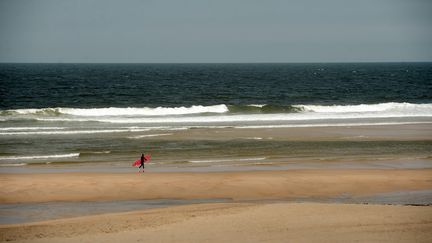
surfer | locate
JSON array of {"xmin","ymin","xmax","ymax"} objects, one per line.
[
  {"xmin": 133, "ymin": 153, "xmax": 150, "ymax": 172},
  {"xmin": 139, "ymin": 153, "xmax": 145, "ymax": 172}
]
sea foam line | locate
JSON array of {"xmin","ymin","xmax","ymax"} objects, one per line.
[
  {"xmin": 0, "ymin": 153, "xmax": 80, "ymax": 160},
  {"xmin": 298, "ymin": 102, "xmax": 432, "ymax": 113},
  {"xmin": 83, "ymin": 151, "xmax": 111, "ymax": 154},
  {"xmin": 0, "ymin": 163, "xmax": 27, "ymax": 167},
  {"xmin": 4, "ymin": 105, "xmax": 229, "ymax": 117},
  {"xmin": 128, "ymin": 133, "xmax": 173, "ymax": 139},
  {"xmin": 0, "ymin": 127, "xmax": 65, "ymax": 131},
  {"xmin": 1, "ymin": 122, "xmax": 430, "ymax": 136},
  {"xmin": 189, "ymin": 157, "xmax": 266, "ymax": 163},
  {"xmin": 0, "ymin": 128, "xmax": 150, "ymax": 135},
  {"xmin": 35, "ymin": 113, "xmax": 432, "ymax": 124},
  {"xmin": 3, "ymin": 102, "xmax": 432, "ymax": 117},
  {"xmin": 234, "ymin": 121, "xmax": 432, "ymax": 129}
]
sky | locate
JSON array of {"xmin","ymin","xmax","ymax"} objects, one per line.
[{"xmin": 0, "ymin": 0, "xmax": 431, "ymax": 63}]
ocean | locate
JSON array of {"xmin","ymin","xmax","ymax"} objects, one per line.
[{"xmin": 1, "ymin": 63, "xmax": 431, "ymax": 171}]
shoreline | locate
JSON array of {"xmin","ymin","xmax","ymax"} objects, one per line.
[
  {"xmin": 1, "ymin": 123, "xmax": 431, "ymax": 170},
  {"xmin": 2, "ymin": 158, "xmax": 432, "ymax": 174}
]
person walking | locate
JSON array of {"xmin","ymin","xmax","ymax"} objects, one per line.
[{"xmin": 139, "ymin": 153, "xmax": 145, "ymax": 173}]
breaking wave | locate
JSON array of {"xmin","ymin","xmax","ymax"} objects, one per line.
[
  {"xmin": 0, "ymin": 153, "xmax": 80, "ymax": 160},
  {"xmin": 1, "ymin": 103, "xmax": 431, "ymax": 125},
  {"xmin": 0, "ymin": 128, "xmax": 150, "ymax": 135},
  {"xmin": 1, "ymin": 105, "xmax": 228, "ymax": 117},
  {"xmin": 2, "ymin": 103, "xmax": 431, "ymax": 117},
  {"xmin": 299, "ymin": 102, "xmax": 432, "ymax": 113}
]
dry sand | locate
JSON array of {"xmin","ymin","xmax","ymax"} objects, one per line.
[{"xmin": 1, "ymin": 169, "xmax": 432, "ymax": 242}]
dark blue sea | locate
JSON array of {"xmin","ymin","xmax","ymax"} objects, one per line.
[
  {"xmin": 0, "ymin": 63, "xmax": 431, "ymax": 170},
  {"xmin": 1, "ymin": 63, "xmax": 432, "ymax": 109}
]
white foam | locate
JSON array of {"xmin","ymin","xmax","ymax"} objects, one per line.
[
  {"xmin": 3, "ymin": 103, "xmax": 432, "ymax": 124},
  {"xmin": 0, "ymin": 153, "xmax": 79, "ymax": 160},
  {"xmin": 128, "ymin": 133, "xmax": 173, "ymax": 139},
  {"xmin": 0, "ymin": 163, "xmax": 27, "ymax": 167},
  {"xmin": 0, "ymin": 128, "xmax": 150, "ymax": 135},
  {"xmin": 235, "ymin": 121, "xmax": 432, "ymax": 129},
  {"xmin": 5, "ymin": 105, "xmax": 229, "ymax": 117},
  {"xmin": 85, "ymin": 151, "xmax": 111, "ymax": 154},
  {"xmin": 3, "ymin": 122, "xmax": 429, "ymax": 135},
  {"xmin": 122, "ymin": 126, "xmax": 189, "ymax": 131},
  {"xmin": 0, "ymin": 127, "xmax": 65, "ymax": 131},
  {"xmin": 297, "ymin": 102, "xmax": 432, "ymax": 113},
  {"xmin": 78, "ymin": 113, "xmax": 432, "ymax": 124},
  {"xmin": 189, "ymin": 157, "xmax": 266, "ymax": 163}
]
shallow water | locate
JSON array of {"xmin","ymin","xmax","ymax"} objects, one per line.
[
  {"xmin": 1, "ymin": 158, "xmax": 431, "ymax": 174},
  {"xmin": 1, "ymin": 190, "xmax": 431, "ymax": 225},
  {"xmin": 0, "ymin": 198, "xmax": 232, "ymax": 224}
]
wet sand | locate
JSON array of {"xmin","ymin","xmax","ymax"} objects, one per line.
[
  {"xmin": 1, "ymin": 202, "xmax": 432, "ymax": 243},
  {"xmin": 1, "ymin": 169, "xmax": 432, "ymax": 242},
  {"xmin": 1, "ymin": 169, "xmax": 432, "ymax": 204}
]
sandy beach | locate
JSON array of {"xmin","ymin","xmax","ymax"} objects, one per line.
[
  {"xmin": 1, "ymin": 169, "xmax": 432, "ymax": 242},
  {"xmin": 1, "ymin": 202, "xmax": 431, "ymax": 243},
  {"xmin": 1, "ymin": 169, "xmax": 432, "ymax": 204}
]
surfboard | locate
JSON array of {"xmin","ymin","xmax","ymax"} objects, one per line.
[{"xmin": 132, "ymin": 154, "xmax": 151, "ymax": 166}]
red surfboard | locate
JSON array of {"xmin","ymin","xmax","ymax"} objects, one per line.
[{"xmin": 132, "ymin": 154, "xmax": 151, "ymax": 166}]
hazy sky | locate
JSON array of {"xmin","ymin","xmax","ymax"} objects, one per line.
[{"xmin": 0, "ymin": 0, "xmax": 431, "ymax": 63}]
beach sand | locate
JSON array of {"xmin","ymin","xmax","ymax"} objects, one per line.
[
  {"xmin": 1, "ymin": 202, "xmax": 432, "ymax": 243},
  {"xmin": 1, "ymin": 169, "xmax": 432, "ymax": 204},
  {"xmin": 0, "ymin": 203, "xmax": 432, "ymax": 242},
  {"xmin": 1, "ymin": 169, "xmax": 432, "ymax": 242}
]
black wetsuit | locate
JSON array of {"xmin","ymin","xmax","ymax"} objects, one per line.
[{"xmin": 139, "ymin": 154, "xmax": 145, "ymax": 169}]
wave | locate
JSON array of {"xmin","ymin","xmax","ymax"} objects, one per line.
[
  {"xmin": 0, "ymin": 128, "xmax": 150, "ymax": 135},
  {"xmin": 227, "ymin": 104, "xmax": 303, "ymax": 113},
  {"xmin": 36, "ymin": 114, "xmax": 432, "ymax": 124},
  {"xmin": 81, "ymin": 151, "xmax": 111, "ymax": 154},
  {"xmin": 0, "ymin": 163, "xmax": 27, "ymax": 167},
  {"xmin": 1, "ymin": 103, "xmax": 431, "ymax": 126},
  {"xmin": 0, "ymin": 153, "xmax": 79, "ymax": 160},
  {"xmin": 0, "ymin": 104, "xmax": 303, "ymax": 117},
  {"xmin": 0, "ymin": 122, "xmax": 429, "ymax": 137},
  {"xmin": 1, "ymin": 105, "xmax": 228, "ymax": 117},
  {"xmin": 2, "ymin": 102, "xmax": 432, "ymax": 117},
  {"xmin": 128, "ymin": 133, "xmax": 173, "ymax": 139},
  {"xmin": 0, "ymin": 127, "xmax": 65, "ymax": 131},
  {"xmin": 299, "ymin": 102, "xmax": 432, "ymax": 113},
  {"xmin": 234, "ymin": 121, "xmax": 432, "ymax": 129},
  {"xmin": 78, "ymin": 151, "xmax": 111, "ymax": 157}
]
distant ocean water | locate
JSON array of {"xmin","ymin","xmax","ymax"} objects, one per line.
[{"xmin": 1, "ymin": 63, "xmax": 431, "ymax": 168}]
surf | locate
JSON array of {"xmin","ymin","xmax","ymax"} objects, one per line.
[
  {"xmin": 0, "ymin": 153, "xmax": 80, "ymax": 160},
  {"xmin": 1, "ymin": 103, "xmax": 431, "ymax": 127}
]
